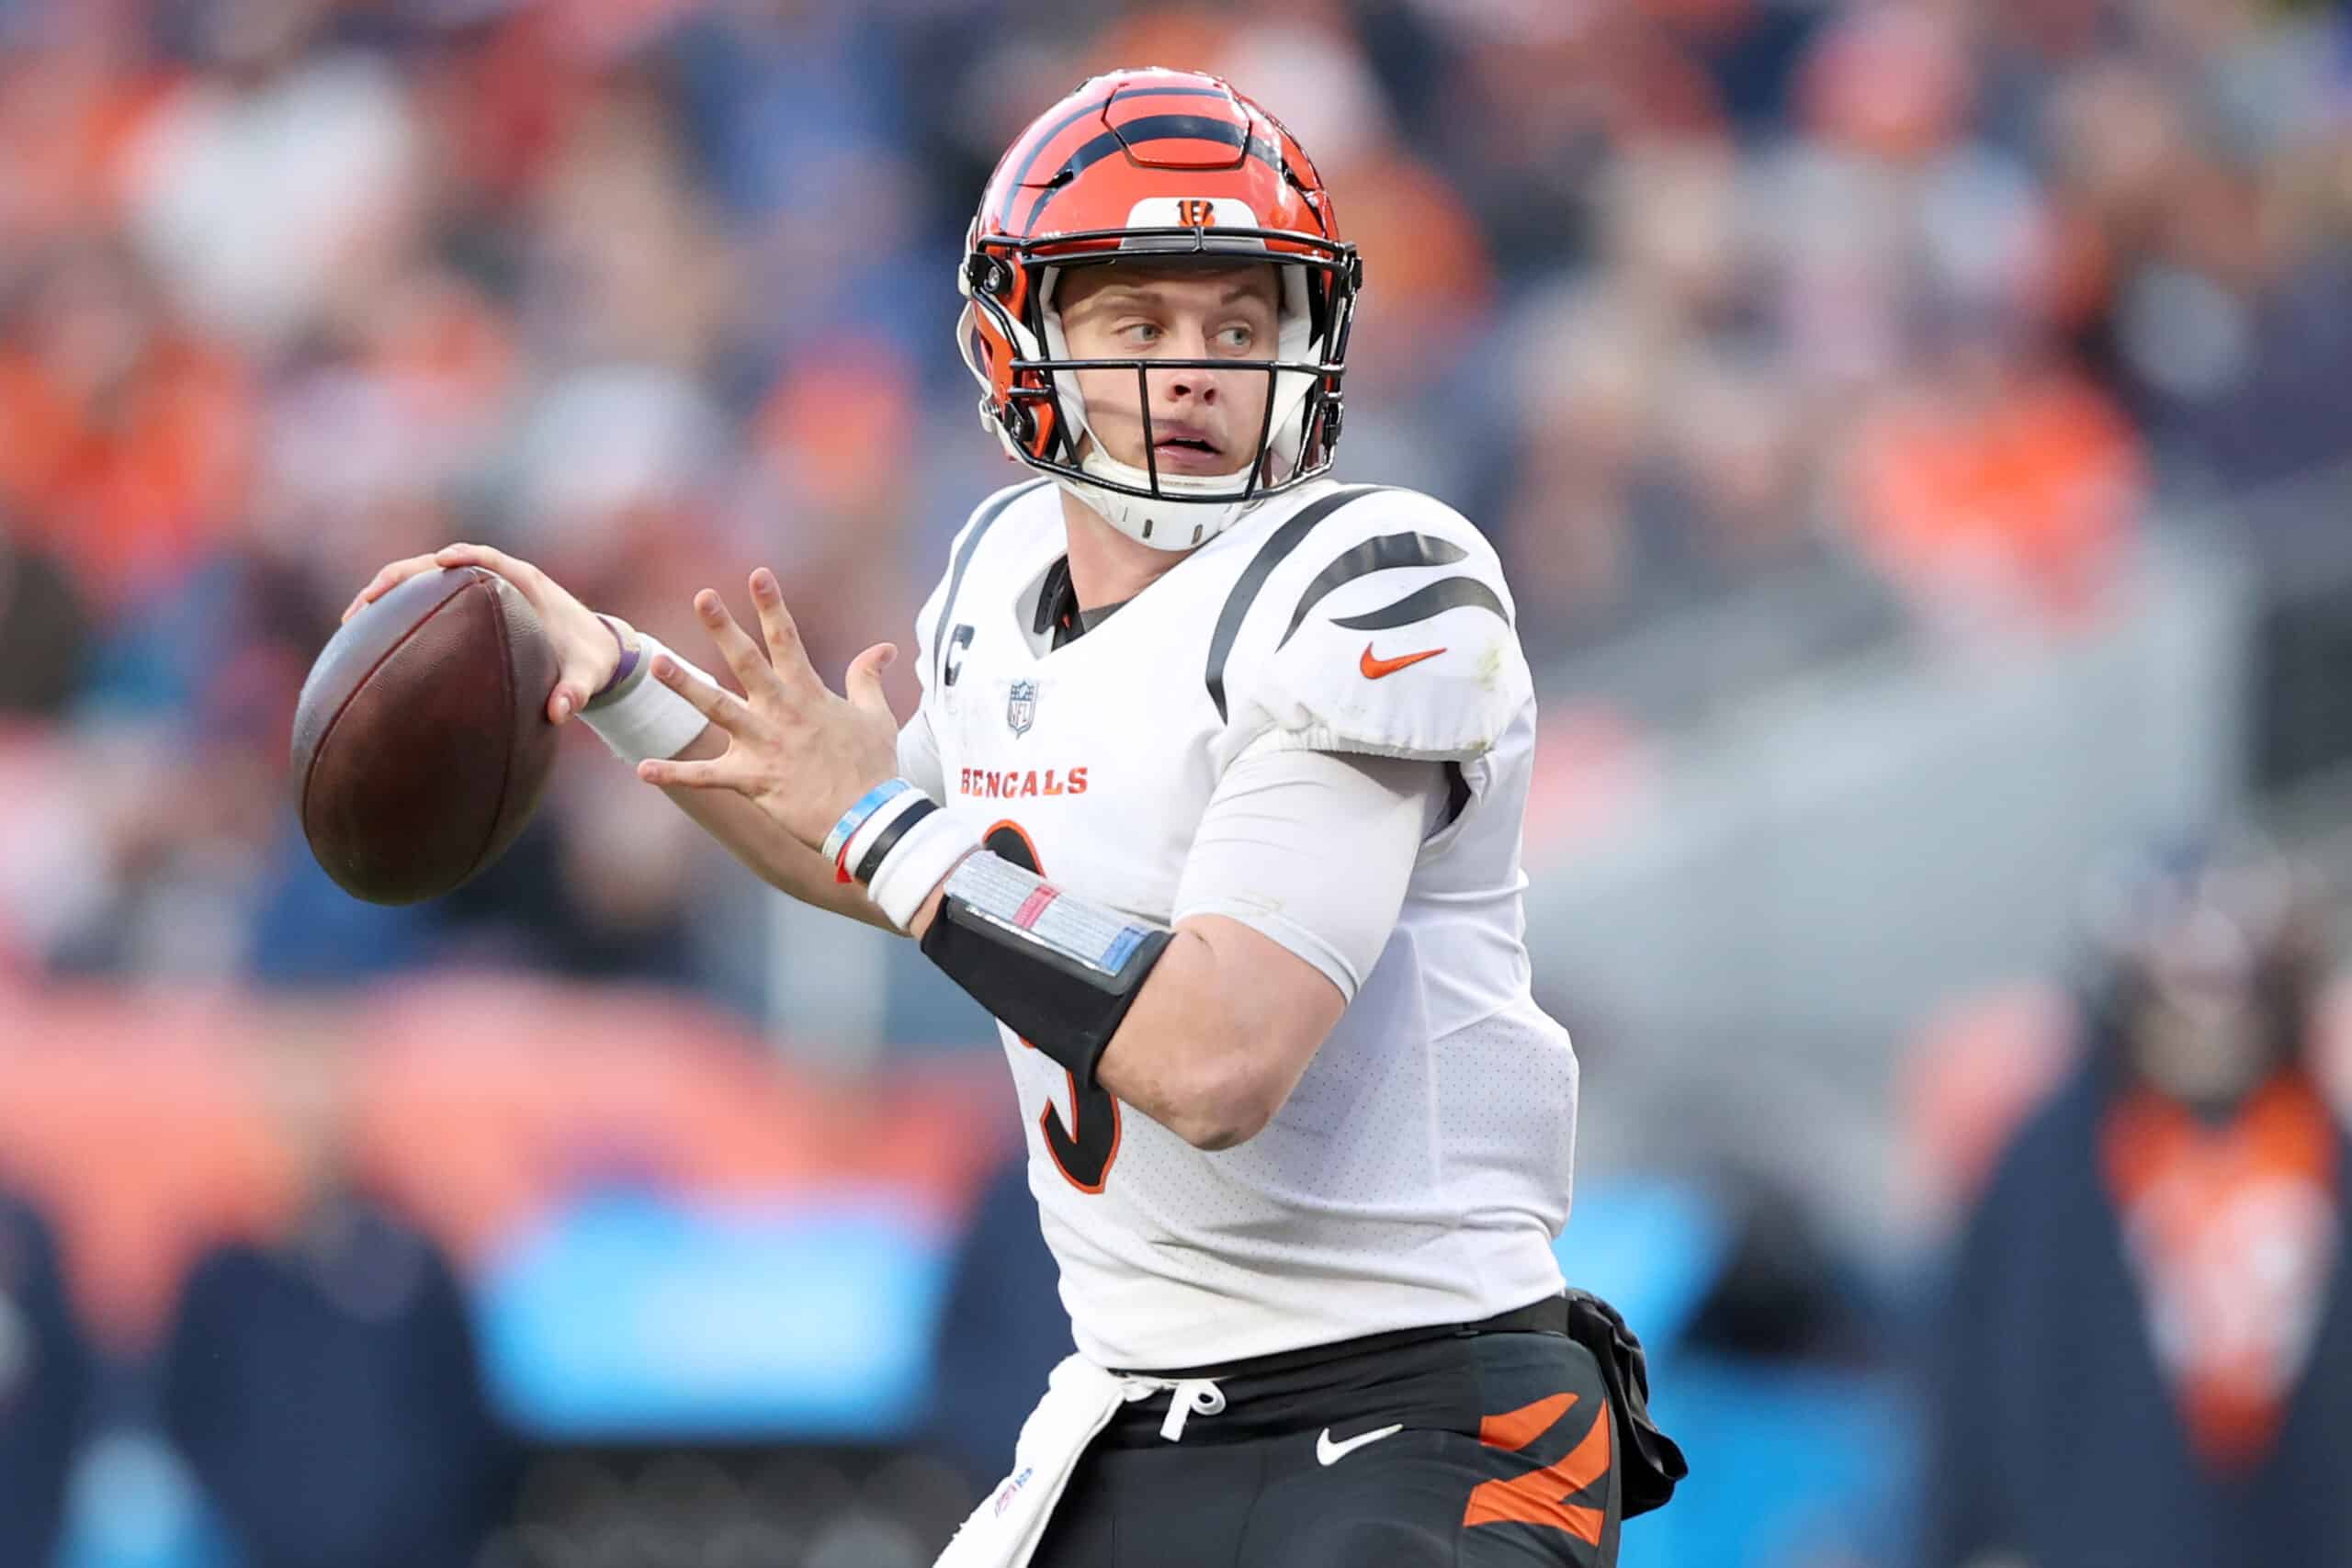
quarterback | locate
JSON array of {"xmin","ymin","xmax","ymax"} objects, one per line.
[{"xmin": 349, "ymin": 68, "xmax": 1679, "ymax": 1567}]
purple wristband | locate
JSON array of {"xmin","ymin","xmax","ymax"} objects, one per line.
[{"xmin": 594, "ymin": 615, "xmax": 639, "ymax": 697}]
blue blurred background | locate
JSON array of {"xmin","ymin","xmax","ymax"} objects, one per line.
[{"xmin": 3, "ymin": 0, "xmax": 2352, "ymax": 1564}]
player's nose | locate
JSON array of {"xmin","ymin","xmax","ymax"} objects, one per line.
[
  {"xmin": 1150, "ymin": 352, "xmax": 1218, "ymax": 406},
  {"xmin": 1152, "ymin": 371, "xmax": 1216, "ymax": 406}
]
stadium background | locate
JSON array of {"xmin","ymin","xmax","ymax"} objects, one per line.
[{"xmin": 2, "ymin": 0, "xmax": 2351, "ymax": 1563}]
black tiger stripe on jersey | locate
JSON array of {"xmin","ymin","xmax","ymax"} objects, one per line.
[
  {"xmin": 1205, "ymin": 483, "xmax": 1391, "ymax": 721},
  {"xmin": 934, "ymin": 479, "xmax": 1052, "ymax": 688},
  {"xmin": 1331, "ymin": 576, "xmax": 1510, "ymax": 634},
  {"xmin": 1277, "ymin": 532, "xmax": 1468, "ymax": 650}
]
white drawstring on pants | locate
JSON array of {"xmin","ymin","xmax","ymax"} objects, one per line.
[
  {"xmin": 1118, "ymin": 1375, "xmax": 1227, "ymax": 1442},
  {"xmin": 933, "ymin": 1361, "xmax": 1228, "ymax": 1568}
]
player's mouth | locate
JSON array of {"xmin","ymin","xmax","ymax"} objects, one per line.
[{"xmin": 1149, "ymin": 422, "xmax": 1232, "ymax": 475}]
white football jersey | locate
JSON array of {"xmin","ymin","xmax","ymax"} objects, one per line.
[{"xmin": 899, "ymin": 475, "xmax": 1577, "ymax": 1371}]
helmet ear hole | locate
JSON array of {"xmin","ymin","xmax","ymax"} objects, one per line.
[{"xmin": 964, "ymin": 253, "xmax": 1014, "ymax": 299}]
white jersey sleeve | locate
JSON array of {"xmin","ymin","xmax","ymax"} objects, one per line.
[
  {"xmin": 1222, "ymin": 490, "xmax": 1532, "ymax": 763},
  {"xmin": 1172, "ymin": 738, "xmax": 1440, "ymax": 1000}
]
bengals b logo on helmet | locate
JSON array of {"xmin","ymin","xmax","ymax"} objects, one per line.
[{"xmin": 1177, "ymin": 198, "xmax": 1216, "ymax": 229}]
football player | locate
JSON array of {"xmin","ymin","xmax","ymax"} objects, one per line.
[{"xmin": 348, "ymin": 68, "xmax": 1679, "ymax": 1566}]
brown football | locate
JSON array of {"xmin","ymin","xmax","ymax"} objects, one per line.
[{"xmin": 290, "ymin": 566, "xmax": 560, "ymax": 905}]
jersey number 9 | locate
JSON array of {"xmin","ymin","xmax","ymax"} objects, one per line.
[{"xmin": 987, "ymin": 820, "xmax": 1123, "ymax": 1194}]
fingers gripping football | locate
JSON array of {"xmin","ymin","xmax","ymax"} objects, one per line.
[
  {"xmin": 341, "ymin": 555, "xmax": 440, "ymax": 623},
  {"xmin": 343, "ymin": 542, "xmax": 621, "ymax": 725},
  {"xmin": 636, "ymin": 570, "xmax": 901, "ymax": 852}
]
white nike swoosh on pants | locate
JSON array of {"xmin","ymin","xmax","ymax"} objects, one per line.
[{"xmin": 1316, "ymin": 1424, "xmax": 1405, "ymax": 1466}]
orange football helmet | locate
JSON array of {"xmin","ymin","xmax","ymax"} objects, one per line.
[{"xmin": 958, "ymin": 67, "xmax": 1361, "ymax": 548}]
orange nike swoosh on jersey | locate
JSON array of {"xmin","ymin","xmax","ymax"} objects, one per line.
[{"xmin": 1360, "ymin": 643, "xmax": 1446, "ymax": 679}]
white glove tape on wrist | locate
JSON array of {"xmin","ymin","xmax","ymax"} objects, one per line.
[
  {"xmin": 841, "ymin": 785, "xmax": 939, "ymax": 882},
  {"xmin": 581, "ymin": 632, "xmax": 718, "ymax": 765},
  {"xmin": 867, "ymin": 805, "xmax": 982, "ymax": 931}
]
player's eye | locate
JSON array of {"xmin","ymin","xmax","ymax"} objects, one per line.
[
  {"xmin": 1121, "ymin": 321, "xmax": 1163, "ymax": 345},
  {"xmin": 1216, "ymin": 324, "xmax": 1257, "ymax": 352}
]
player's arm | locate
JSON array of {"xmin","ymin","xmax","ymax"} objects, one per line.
[
  {"xmin": 628, "ymin": 547, "xmax": 1503, "ymax": 1151},
  {"xmin": 1115, "ymin": 743, "xmax": 1430, "ymax": 1145},
  {"xmin": 904, "ymin": 740, "xmax": 1434, "ymax": 1149},
  {"xmin": 605, "ymin": 571, "xmax": 1414, "ymax": 1148},
  {"xmin": 1091, "ymin": 915, "xmax": 1351, "ymax": 1150},
  {"xmin": 873, "ymin": 495, "xmax": 1532, "ymax": 1147}
]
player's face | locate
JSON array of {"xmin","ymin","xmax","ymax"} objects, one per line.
[{"xmin": 1055, "ymin": 263, "xmax": 1282, "ymax": 479}]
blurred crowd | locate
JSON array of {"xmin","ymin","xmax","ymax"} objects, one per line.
[{"xmin": 3, "ymin": 0, "xmax": 2352, "ymax": 995}]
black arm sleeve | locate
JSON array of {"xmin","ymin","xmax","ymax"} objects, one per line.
[{"xmin": 920, "ymin": 882, "xmax": 1174, "ymax": 1089}]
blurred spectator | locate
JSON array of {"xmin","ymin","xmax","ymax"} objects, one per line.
[
  {"xmin": 0, "ymin": 1190, "xmax": 94, "ymax": 1568},
  {"xmin": 1844, "ymin": 330, "xmax": 2143, "ymax": 636},
  {"xmin": 160, "ymin": 1035, "xmax": 520, "ymax": 1568},
  {"xmin": 119, "ymin": 0, "xmax": 424, "ymax": 355},
  {"xmin": 0, "ymin": 521, "xmax": 93, "ymax": 716},
  {"xmin": 0, "ymin": 237, "xmax": 253, "ymax": 610},
  {"xmin": 1924, "ymin": 837, "xmax": 2352, "ymax": 1568}
]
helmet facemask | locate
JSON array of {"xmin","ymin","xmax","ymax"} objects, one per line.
[{"xmin": 959, "ymin": 225, "xmax": 1358, "ymax": 551}]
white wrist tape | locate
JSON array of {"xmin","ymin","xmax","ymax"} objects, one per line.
[
  {"xmin": 581, "ymin": 632, "xmax": 718, "ymax": 765},
  {"xmin": 867, "ymin": 804, "xmax": 982, "ymax": 931},
  {"xmin": 841, "ymin": 785, "xmax": 938, "ymax": 881}
]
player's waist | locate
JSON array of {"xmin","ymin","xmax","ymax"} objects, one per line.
[
  {"xmin": 1093, "ymin": 1292, "xmax": 1572, "ymax": 1450},
  {"xmin": 1054, "ymin": 1201, "xmax": 1574, "ymax": 1371},
  {"xmin": 1112, "ymin": 1292, "xmax": 1568, "ymax": 1382}
]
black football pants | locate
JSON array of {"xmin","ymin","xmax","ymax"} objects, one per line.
[{"xmin": 1033, "ymin": 1310, "xmax": 1623, "ymax": 1567}]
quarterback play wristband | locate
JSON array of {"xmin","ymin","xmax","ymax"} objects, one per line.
[
  {"xmin": 919, "ymin": 851, "xmax": 1175, "ymax": 1088},
  {"xmin": 581, "ymin": 631, "xmax": 717, "ymax": 765}
]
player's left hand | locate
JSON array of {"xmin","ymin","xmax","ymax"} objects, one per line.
[{"xmin": 635, "ymin": 569, "xmax": 902, "ymax": 852}]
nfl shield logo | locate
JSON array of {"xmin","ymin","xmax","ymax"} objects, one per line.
[{"xmin": 1006, "ymin": 679, "xmax": 1037, "ymax": 737}]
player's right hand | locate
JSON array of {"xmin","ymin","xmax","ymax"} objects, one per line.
[{"xmin": 341, "ymin": 543, "xmax": 621, "ymax": 726}]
